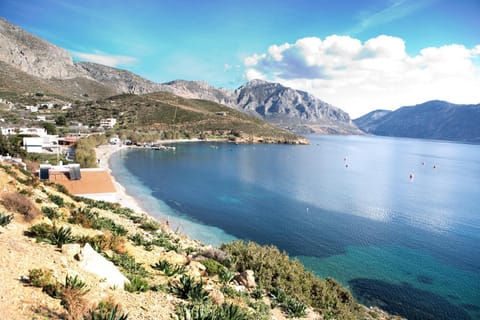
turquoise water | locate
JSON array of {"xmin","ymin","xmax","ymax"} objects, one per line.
[{"xmin": 110, "ymin": 135, "xmax": 480, "ymax": 319}]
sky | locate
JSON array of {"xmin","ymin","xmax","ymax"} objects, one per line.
[{"xmin": 1, "ymin": 0, "xmax": 479, "ymax": 117}]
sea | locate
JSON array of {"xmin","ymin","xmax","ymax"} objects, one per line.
[{"xmin": 109, "ymin": 135, "xmax": 480, "ymax": 320}]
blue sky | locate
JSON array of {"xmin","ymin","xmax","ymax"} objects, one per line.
[{"xmin": 1, "ymin": 0, "xmax": 479, "ymax": 116}]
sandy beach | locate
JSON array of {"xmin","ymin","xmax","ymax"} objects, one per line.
[{"xmin": 95, "ymin": 144, "xmax": 146, "ymax": 214}]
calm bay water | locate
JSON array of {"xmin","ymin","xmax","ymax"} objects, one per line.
[{"xmin": 110, "ymin": 135, "xmax": 480, "ymax": 320}]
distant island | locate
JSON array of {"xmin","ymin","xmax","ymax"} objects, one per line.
[{"xmin": 354, "ymin": 100, "xmax": 480, "ymax": 143}]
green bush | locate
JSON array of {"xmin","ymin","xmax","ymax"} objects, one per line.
[
  {"xmin": 139, "ymin": 219, "xmax": 160, "ymax": 232},
  {"xmin": 201, "ymin": 258, "xmax": 225, "ymax": 276},
  {"xmin": 221, "ymin": 240, "xmax": 359, "ymax": 318},
  {"xmin": 28, "ymin": 268, "xmax": 54, "ymax": 287},
  {"xmin": 0, "ymin": 212, "xmax": 13, "ymax": 226}
]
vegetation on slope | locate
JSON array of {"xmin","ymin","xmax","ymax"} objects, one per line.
[
  {"xmin": 0, "ymin": 162, "xmax": 399, "ymax": 320},
  {"xmin": 66, "ymin": 92, "xmax": 307, "ymax": 144}
]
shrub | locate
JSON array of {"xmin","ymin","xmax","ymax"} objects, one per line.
[
  {"xmin": 1, "ymin": 192, "xmax": 40, "ymax": 221},
  {"xmin": 171, "ymin": 275, "xmax": 209, "ymax": 302},
  {"xmin": 217, "ymin": 303, "xmax": 250, "ymax": 320},
  {"xmin": 124, "ymin": 276, "xmax": 149, "ymax": 293},
  {"xmin": 151, "ymin": 233, "xmax": 179, "ymax": 251},
  {"xmin": 28, "ymin": 268, "xmax": 54, "ymax": 287},
  {"xmin": 55, "ymin": 183, "xmax": 70, "ymax": 195},
  {"xmin": 221, "ymin": 240, "xmax": 359, "ymax": 318},
  {"xmin": 27, "ymin": 223, "xmax": 54, "ymax": 243},
  {"xmin": 69, "ymin": 208, "xmax": 127, "ymax": 236},
  {"xmin": 139, "ymin": 219, "xmax": 160, "ymax": 232},
  {"xmin": 0, "ymin": 212, "xmax": 13, "ymax": 227},
  {"xmin": 201, "ymin": 258, "xmax": 225, "ymax": 276}
]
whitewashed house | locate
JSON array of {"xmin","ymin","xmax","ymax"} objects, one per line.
[{"xmin": 100, "ymin": 118, "xmax": 117, "ymax": 129}]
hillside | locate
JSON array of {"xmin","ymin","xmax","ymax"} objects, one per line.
[
  {"xmin": 0, "ymin": 162, "xmax": 399, "ymax": 320},
  {"xmin": 65, "ymin": 92, "xmax": 308, "ymax": 144},
  {"xmin": 0, "ymin": 18, "xmax": 359, "ymax": 135},
  {"xmin": 354, "ymin": 101, "xmax": 480, "ymax": 142}
]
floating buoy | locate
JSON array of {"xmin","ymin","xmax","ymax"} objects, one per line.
[
  {"xmin": 345, "ymin": 164, "xmax": 349, "ymax": 168},
  {"xmin": 409, "ymin": 173, "xmax": 414, "ymax": 180}
]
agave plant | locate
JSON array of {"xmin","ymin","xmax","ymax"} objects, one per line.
[
  {"xmin": 286, "ymin": 298, "xmax": 307, "ymax": 318},
  {"xmin": 0, "ymin": 212, "xmax": 13, "ymax": 227},
  {"xmin": 51, "ymin": 226, "xmax": 76, "ymax": 247},
  {"xmin": 217, "ymin": 303, "xmax": 249, "ymax": 320},
  {"xmin": 152, "ymin": 260, "xmax": 186, "ymax": 276},
  {"xmin": 85, "ymin": 304, "xmax": 129, "ymax": 320},
  {"xmin": 171, "ymin": 275, "xmax": 209, "ymax": 302},
  {"xmin": 64, "ymin": 274, "xmax": 89, "ymax": 295},
  {"xmin": 219, "ymin": 268, "xmax": 235, "ymax": 284}
]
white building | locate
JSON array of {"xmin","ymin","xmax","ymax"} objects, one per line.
[
  {"xmin": 1, "ymin": 127, "xmax": 48, "ymax": 137},
  {"xmin": 23, "ymin": 135, "xmax": 59, "ymax": 153},
  {"xmin": 100, "ymin": 118, "xmax": 117, "ymax": 129}
]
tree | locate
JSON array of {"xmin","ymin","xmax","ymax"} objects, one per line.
[
  {"xmin": 55, "ymin": 115, "xmax": 66, "ymax": 126},
  {"xmin": 42, "ymin": 122, "xmax": 57, "ymax": 135}
]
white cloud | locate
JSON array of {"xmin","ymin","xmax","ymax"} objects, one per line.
[
  {"xmin": 244, "ymin": 35, "xmax": 480, "ymax": 118},
  {"xmin": 71, "ymin": 51, "xmax": 137, "ymax": 67}
]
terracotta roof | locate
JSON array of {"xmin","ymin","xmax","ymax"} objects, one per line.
[{"xmin": 48, "ymin": 169, "xmax": 116, "ymax": 195}]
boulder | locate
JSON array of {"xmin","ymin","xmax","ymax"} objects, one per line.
[
  {"xmin": 187, "ymin": 261, "xmax": 206, "ymax": 278},
  {"xmin": 209, "ymin": 289, "xmax": 225, "ymax": 305},
  {"xmin": 61, "ymin": 243, "xmax": 81, "ymax": 257},
  {"xmin": 163, "ymin": 251, "xmax": 188, "ymax": 265},
  {"xmin": 235, "ymin": 270, "xmax": 256, "ymax": 289},
  {"xmin": 78, "ymin": 243, "xmax": 129, "ymax": 290}
]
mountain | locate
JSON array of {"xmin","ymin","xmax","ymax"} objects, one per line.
[
  {"xmin": 0, "ymin": 17, "xmax": 358, "ymax": 135},
  {"xmin": 232, "ymin": 80, "xmax": 359, "ymax": 134},
  {"xmin": 354, "ymin": 100, "xmax": 480, "ymax": 142}
]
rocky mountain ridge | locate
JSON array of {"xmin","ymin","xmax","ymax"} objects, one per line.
[
  {"xmin": 354, "ymin": 100, "xmax": 480, "ymax": 142},
  {"xmin": 0, "ymin": 18, "xmax": 359, "ymax": 134}
]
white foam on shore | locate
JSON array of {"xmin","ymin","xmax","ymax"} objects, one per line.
[{"xmin": 106, "ymin": 146, "xmax": 237, "ymax": 247}]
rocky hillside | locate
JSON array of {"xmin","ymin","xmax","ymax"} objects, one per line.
[
  {"xmin": 232, "ymin": 80, "xmax": 359, "ymax": 134},
  {"xmin": 0, "ymin": 18, "xmax": 359, "ymax": 135},
  {"xmin": 0, "ymin": 162, "xmax": 399, "ymax": 320},
  {"xmin": 354, "ymin": 100, "xmax": 480, "ymax": 142},
  {"xmin": 0, "ymin": 18, "xmax": 81, "ymax": 79}
]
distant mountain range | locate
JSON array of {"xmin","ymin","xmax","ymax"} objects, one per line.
[
  {"xmin": 354, "ymin": 100, "xmax": 480, "ymax": 142},
  {"xmin": 0, "ymin": 18, "xmax": 359, "ymax": 135}
]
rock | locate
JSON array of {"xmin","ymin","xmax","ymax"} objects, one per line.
[
  {"xmin": 209, "ymin": 289, "xmax": 225, "ymax": 305},
  {"xmin": 61, "ymin": 243, "xmax": 81, "ymax": 257},
  {"xmin": 163, "ymin": 251, "xmax": 188, "ymax": 265},
  {"xmin": 235, "ymin": 270, "xmax": 256, "ymax": 289},
  {"xmin": 187, "ymin": 261, "xmax": 206, "ymax": 278},
  {"xmin": 78, "ymin": 243, "xmax": 129, "ymax": 290}
]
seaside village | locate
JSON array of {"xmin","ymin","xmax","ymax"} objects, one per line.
[{"xmin": 0, "ymin": 97, "xmax": 121, "ymax": 202}]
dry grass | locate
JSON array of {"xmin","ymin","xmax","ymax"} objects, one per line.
[
  {"xmin": 61, "ymin": 287, "xmax": 90, "ymax": 320},
  {"xmin": 1, "ymin": 192, "xmax": 40, "ymax": 221}
]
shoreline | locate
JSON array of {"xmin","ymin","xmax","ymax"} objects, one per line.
[
  {"xmin": 95, "ymin": 138, "xmax": 210, "ymax": 217},
  {"xmin": 96, "ymin": 144, "xmax": 146, "ymax": 214}
]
